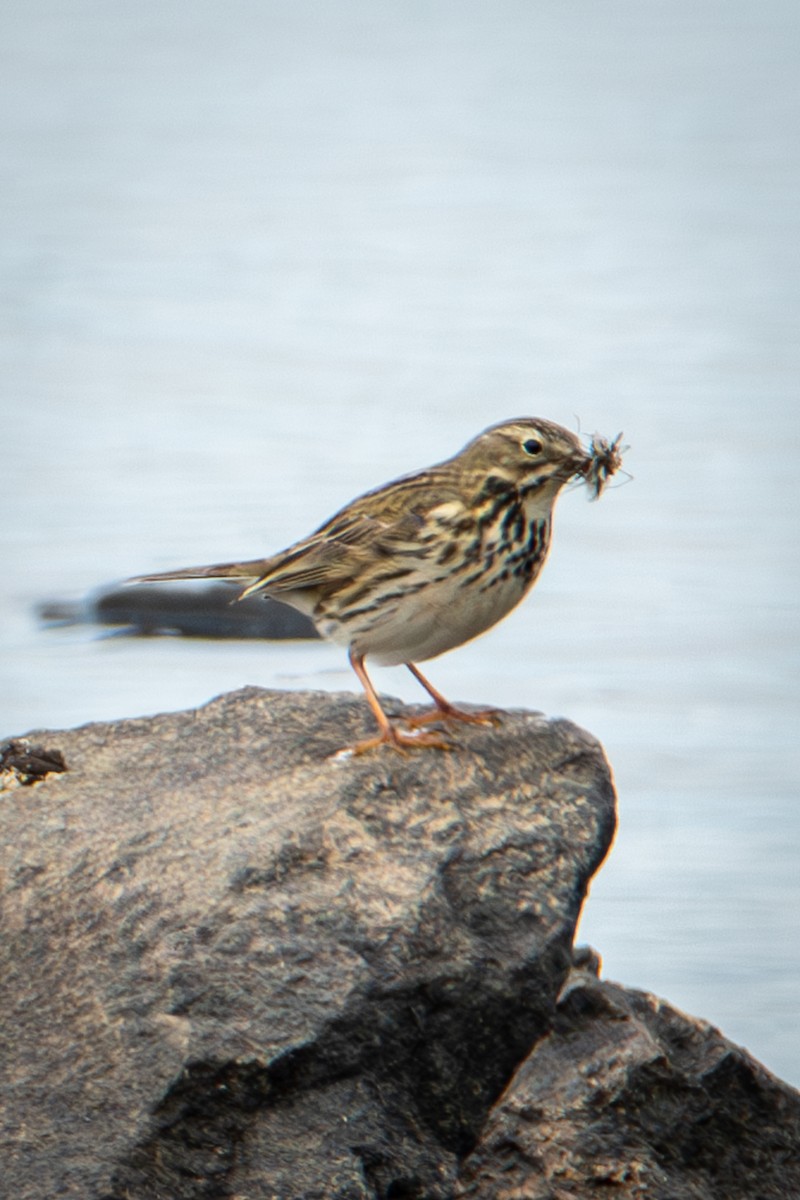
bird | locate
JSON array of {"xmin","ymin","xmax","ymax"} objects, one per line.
[{"xmin": 135, "ymin": 418, "xmax": 620, "ymax": 753}]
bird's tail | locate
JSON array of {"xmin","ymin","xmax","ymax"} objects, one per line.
[{"xmin": 132, "ymin": 558, "xmax": 272, "ymax": 594}]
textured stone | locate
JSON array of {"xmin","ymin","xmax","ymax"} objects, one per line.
[
  {"xmin": 456, "ymin": 960, "xmax": 800, "ymax": 1199},
  {"xmin": 5, "ymin": 688, "xmax": 797, "ymax": 1199},
  {"xmin": 0, "ymin": 687, "xmax": 614, "ymax": 1199}
]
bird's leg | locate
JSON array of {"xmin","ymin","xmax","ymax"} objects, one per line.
[
  {"xmin": 403, "ymin": 662, "xmax": 501, "ymax": 728},
  {"xmin": 344, "ymin": 650, "xmax": 453, "ymax": 754}
]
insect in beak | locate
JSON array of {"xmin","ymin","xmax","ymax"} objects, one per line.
[{"xmin": 582, "ymin": 432, "xmax": 627, "ymax": 499}]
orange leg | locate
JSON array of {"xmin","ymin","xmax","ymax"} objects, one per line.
[
  {"xmin": 345, "ymin": 650, "xmax": 453, "ymax": 754},
  {"xmin": 403, "ymin": 662, "xmax": 501, "ymax": 728}
]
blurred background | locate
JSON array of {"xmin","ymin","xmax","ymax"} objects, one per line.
[{"xmin": 2, "ymin": 1, "xmax": 798, "ymax": 1084}]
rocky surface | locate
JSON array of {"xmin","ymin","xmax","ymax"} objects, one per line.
[
  {"xmin": 1, "ymin": 687, "xmax": 797, "ymax": 1199},
  {"xmin": 457, "ymin": 961, "xmax": 800, "ymax": 1199}
]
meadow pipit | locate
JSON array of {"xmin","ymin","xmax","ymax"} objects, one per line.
[{"xmin": 137, "ymin": 418, "xmax": 622, "ymax": 753}]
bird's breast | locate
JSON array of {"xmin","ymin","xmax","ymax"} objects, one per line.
[{"xmin": 315, "ymin": 506, "xmax": 553, "ymax": 665}]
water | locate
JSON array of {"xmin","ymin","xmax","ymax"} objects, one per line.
[{"xmin": 2, "ymin": 0, "xmax": 799, "ymax": 1086}]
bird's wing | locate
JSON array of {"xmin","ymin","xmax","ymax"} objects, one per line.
[{"xmin": 243, "ymin": 507, "xmax": 429, "ymax": 597}]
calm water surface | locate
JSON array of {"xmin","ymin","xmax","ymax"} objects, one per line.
[{"xmin": 2, "ymin": 1, "xmax": 799, "ymax": 1084}]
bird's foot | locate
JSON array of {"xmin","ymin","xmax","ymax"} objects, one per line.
[
  {"xmin": 333, "ymin": 722, "xmax": 454, "ymax": 758},
  {"xmin": 404, "ymin": 704, "xmax": 502, "ymax": 729}
]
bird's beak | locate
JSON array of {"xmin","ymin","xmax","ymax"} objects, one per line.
[{"xmin": 564, "ymin": 448, "xmax": 593, "ymax": 481}]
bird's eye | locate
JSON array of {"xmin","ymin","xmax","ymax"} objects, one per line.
[{"xmin": 522, "ymin": 438, "xmax": 543, "ymax": 456}]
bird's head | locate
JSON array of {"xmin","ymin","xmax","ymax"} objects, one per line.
[{"xmin": 455, "ymin": 418, "xmax": 591, "ymax": 496}]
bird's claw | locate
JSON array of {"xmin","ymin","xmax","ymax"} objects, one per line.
[
  {"xmin": 404, "ymin": 705, "xmax": 502, "ymax": 730},
  {"xmin": 332, "ymin": 723, "xmax": 454, "ymax": 758}
]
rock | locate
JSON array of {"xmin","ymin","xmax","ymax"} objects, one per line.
[
  {"xmin": 37, "ymin": 582, "xmax": 320, "ymax": 639},
  {"xmin": 1, "ymin": 688, "xmax": 797, "ymax": 1199},
  {"xmin": 457, "ymin": 961, "xmax": 800, "ymax": 1199},
  {"xmin": 0, "ymin": 688, "xmax": 614, "ymax": 1199}
]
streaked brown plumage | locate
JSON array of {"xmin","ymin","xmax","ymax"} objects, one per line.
[{"xmin": 136, "ymin": 418, "xmax": 621, "ymax": 752}]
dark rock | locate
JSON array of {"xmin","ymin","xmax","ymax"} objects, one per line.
[
  {"xmin": 457, "ymin": 961, "xmax": 800, "ymax": 1200},
  {"xmin": 0, "ymin": 688, "xmax": 614, "ymax": 1199},
  {"xmin": 1, "ymin": 688, "xmax": 797, "ymax": 1200},
  {"xmin": 38, "ymin": 582, "xmax": 320, "ymax": 639}
]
